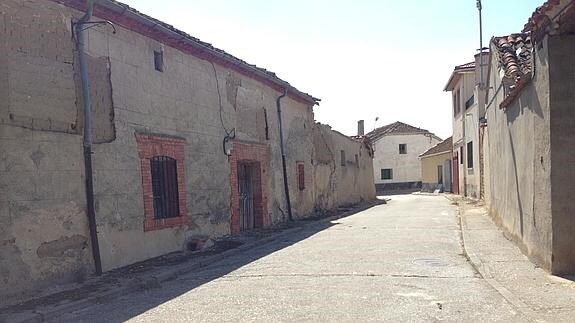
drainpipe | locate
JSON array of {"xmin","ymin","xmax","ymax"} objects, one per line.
[
  {"xmin": 276, "ymin": 89, "xmax": 293, "ymax": 221},
  {"xmin": 75, "ymin": 0, "xmax": 103, "ymax": 275}
]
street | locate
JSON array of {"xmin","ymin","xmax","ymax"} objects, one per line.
[{"xmin": 54, "ymin": 195, "xmax": 524, "ymax": 322}]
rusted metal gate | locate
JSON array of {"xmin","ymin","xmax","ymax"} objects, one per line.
[{"xmin": 238, "ymin": 162, "xmax": 255, "ymax": 230}]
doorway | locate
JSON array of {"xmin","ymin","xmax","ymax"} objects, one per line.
[
  {"xmin": 238, "ymin": 162, "xmax": 256, "ymax": 231},
  {"xmin": 235, "ymin": 161, "xmax": 264, "ymax": 232}
]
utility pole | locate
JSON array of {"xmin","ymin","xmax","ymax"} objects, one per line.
[{"xmin": 477, "ymin": 0, "xmax": 484, "ymax": 89}]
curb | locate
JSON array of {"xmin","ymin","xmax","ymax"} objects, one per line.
[
  {"xmin": 3, "ymin": 201, "xmax": 382, "ymax": 323},
  {"xmin": 455, "ymin": 201, "xmax": 538, "ymax": 322}
]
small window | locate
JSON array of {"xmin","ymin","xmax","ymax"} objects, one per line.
[
  {"xmin": 154, "ymin": 50, "xmax": 164, "ymax": 72},
  {"xmin": 355, "ymin": 154, "xmax": 359, "ymax": 168},
  {"xmin": 460, "ymin": 146, "xmax": 464, "ymax": 165},
  {"xmin": 381, "ymin": 168, "xmax": 393, "ymax": 180},
  {"xmin": 297, "ymin": 163, "xmax": 305, "ymax": 191},
  {"xmin": 467, "ymin": 141, "xmax": 474, "ymax": 168},
  {"xmin": 340, "ymin": 150, "xmax": 346, "ymax": 166},
  {"xmin": 150, "ymin": 156, "xmax": 180, "ymax": 219},
  {"xmin": 399, "ymin": 144, "xmax": 407, "ymax": 154}
]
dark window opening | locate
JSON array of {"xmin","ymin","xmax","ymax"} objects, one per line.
[
  {"xmin": 355, "ymin": 154, "xmax": 359, "ymax": 168},
  {"xmin": 467, "ymin": 141, "xmax": 474, "ymax": 168},
  {"xmin": 465, "ymin": 95, "xmax": 475, "ymax": 109},
  {"xmin": 150, "ymin": 156, "xmax": 180, "ymax": 219},
  {"xmin": 437, "ymin": 165, "xmax": 443, "ymax": 184},
  {"xmin": 381, "ymin": 168, "xmax": 393, "ymax": 180},
  {"xmin": 263, "ymin": 108, "xmax": 269, "ymax": 140},
  {"xmin": 399, "ymin": 144, "xmax": 407, "ymax": 154},
  {"xmin": 154, "ymin": 50, "xmax": 164, "ymax": 72},
  {"xmin": 340, "ymin": 150, "xmax": 346, "ymax": 166},
  {"xmin": 297, "ymin": 163, "xmax": 305, "ymax": 191},
  {"xmin": 460, "ymin": 146, "xmax": 464, "ymax": 165}
]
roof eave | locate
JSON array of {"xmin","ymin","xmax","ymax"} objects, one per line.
[{"xmin": 52, "ymin": 0, "xmax": 320, "ymax": 106}]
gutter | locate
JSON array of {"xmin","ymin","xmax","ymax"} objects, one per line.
[
  {"xmin": 75, "ymin": 0, "xmax": 103, "ymax": 275},
  {"xmin": 276, "ymin": 89, "xmax": 293, "ymax": 222}
]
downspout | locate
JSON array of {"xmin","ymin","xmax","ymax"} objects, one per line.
[
  {"xmin": 75, "ymin": 0, "xmax": 103, "ymax": 275},
  {"xmin": 276, "ymin": 89, "xmax": 293, "ymax": 221}
]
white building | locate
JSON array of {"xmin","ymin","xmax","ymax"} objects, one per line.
[{"xmin": 366, "ymin": 121, "xmax": 441, "ymax": 192}]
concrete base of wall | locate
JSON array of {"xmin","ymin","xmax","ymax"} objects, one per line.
[
  {"xmin": 375, "ymin": 181, "xmax": 421, "ymax": 194},
  {"xmin": 421, "ymin": 182, "xmax": 444, "ymax": 193}
]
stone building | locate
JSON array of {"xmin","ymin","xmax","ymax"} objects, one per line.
[
  {"xmin": 482, "ymin": 0, "xmax": 575, "ymax": 274},
  {"xmin": 0, "ymin": 0, "xmax": 375, "ymax": 303},
  {"xmin": 366, "ymin": 121, "xmax": 441, "ymax": 193}
]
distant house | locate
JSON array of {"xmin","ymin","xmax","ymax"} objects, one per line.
[
  {"xmin": 482, "ymin": 0, "xmax": 575, "ymax": 274},
  {"xmin": 366, "ymin": 121, "xmax": 441, "ymax": 192},
  {"xmin": 444, "ymin": 54, "xmax": 489, "ymax": 199},
  {"xmin": 419, "ymin": 137, "xmax": 453, "ymax": 192}
]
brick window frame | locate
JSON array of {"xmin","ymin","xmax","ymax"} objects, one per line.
[
  {"xmin": 135, "ymin": 133, "xmax": 187, "ymax": 232},
  {"xmin": 297, "ymin": 162, "xmax": 305, "ymax": 191}
]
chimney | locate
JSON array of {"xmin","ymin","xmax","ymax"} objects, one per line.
[{"xmin": 357, "ymin": 120, "xmax": 365, "ymax": 136}]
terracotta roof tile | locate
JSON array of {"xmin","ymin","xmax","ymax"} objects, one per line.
[
  {"xmin": 419, "ymin": 137, "xmax": 452, "ymax": 158},
  {"xmin": 491, "ymin": 33, "xmax": 533, "ymax": 108}
]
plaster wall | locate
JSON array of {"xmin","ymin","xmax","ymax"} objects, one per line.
[
  {"xmin": 452, "ymin": 73, "xmax": 476, "ymax": 195},
  {"xmin": 420, "ymin": 152, "xmax": 451, "ymax": 191},
  {"xmin": 373, "ymin": 134, "xmax": 440, "ymax": 185},
  {"xmin": 0, "ymin": 0, "xmax": 93, "ymax": 304},
  {"xmin": 312, "ymin": 124, "xmax": 376, "ymax": 211},
  {"xmin": 549, "ymin": 34, "xmax": 575, "ymax": 274},
  {"xmin": 81, "ymin": 12, "xmax": 315, "ymax": 269},
  {"xmin": 484, "ymin": 36, "xmax": 552, "ymax": 270}
]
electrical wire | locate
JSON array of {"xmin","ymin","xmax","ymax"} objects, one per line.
[{"xmin": 210, "ymin": 61, "xmax": 235, "ymax": 155}]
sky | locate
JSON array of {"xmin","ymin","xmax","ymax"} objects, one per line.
[{"xmin": 120, "ymin": 0, "xmax": 543, "ymax": 139}]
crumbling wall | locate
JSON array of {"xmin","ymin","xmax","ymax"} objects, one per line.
[
  {"xmin": 0, "ymin": 0, "xmax": 95, "ymax": 305},
  {"xmin": 312, "ymin": 124, "xmax": 376, "ymax": 211}
]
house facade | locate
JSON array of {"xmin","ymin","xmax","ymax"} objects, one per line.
[
  {"xmin": 367, "ymin": 121, "xmax": 441, "ymax": 192},
  {"xmin": 482, "ymin": 0, "xmax": 575, "ymax": 274},
  {"xmin": 444, "ymin": 54, "xmax": 489, "ymax": 198},
  {"xmin": 0, "ymin": 0, "xmax": 375, "ymax": 303},
  {"xmin": 419, "ymin": 137, "xmax": 453, "ymax": 193}
]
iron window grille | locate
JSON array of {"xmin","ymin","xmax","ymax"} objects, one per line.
[
  {"xmin": 381, "ymin": 168, "xmax": 393, "ymax": 180},
  {"xmin": 150, "ymin": 156, "xmax": 180, "ymax": 219}
]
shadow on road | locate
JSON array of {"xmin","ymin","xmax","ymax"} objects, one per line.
[{"xmin": 79, "ymin": 219, "xmax": 342, "ymax": 322}]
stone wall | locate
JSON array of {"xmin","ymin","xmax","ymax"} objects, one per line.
[{"xmin": 312, "ymin": 124, "xmax": 376, "ymax": 211}]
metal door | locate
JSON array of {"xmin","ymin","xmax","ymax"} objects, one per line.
[{"xmin": 238, "ymin": 163, "xmax": 255, "ymax": 230}]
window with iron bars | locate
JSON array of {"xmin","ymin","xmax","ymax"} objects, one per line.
[{"xmin": 150, "ymin": 156, "xmax": 180, "ymax": 219}]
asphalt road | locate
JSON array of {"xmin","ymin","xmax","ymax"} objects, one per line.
[{"xmin": 53, "ymin": 194, "xmax": 522, "ymax": 322}]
